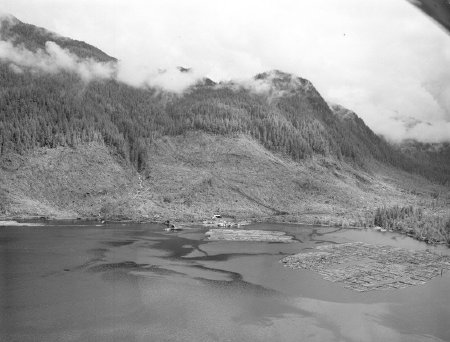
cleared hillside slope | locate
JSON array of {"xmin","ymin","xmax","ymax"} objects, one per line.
[
  {"xmin": 0, "ymin": 142, "xmax": 135, "ymax": 218},
  {"xmin": 1, "ymin": 132, "xmax": 447, "ymax": 224}
]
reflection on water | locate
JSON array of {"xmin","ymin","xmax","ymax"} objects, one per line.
[{"xmin": 1, "ymin": 222, "xmax": 449, "ymax": 342}]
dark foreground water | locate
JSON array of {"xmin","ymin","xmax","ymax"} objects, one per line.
[{"xmin": 1, "ymin": 222, "xmax": 450, "ymax": 342}]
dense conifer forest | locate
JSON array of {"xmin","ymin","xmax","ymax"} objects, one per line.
[{"xmin": 1, "ymin": 62, "xmax": 449, "ymax": 183}]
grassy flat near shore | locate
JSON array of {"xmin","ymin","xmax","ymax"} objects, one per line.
[{"xmin": 1, "ymin": 132, "xmax": 449, "ymax": 244}]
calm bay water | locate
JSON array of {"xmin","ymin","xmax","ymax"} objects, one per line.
[{"xmin": 1, "ymin": 221, "xmax": 450, "ymax": 342}]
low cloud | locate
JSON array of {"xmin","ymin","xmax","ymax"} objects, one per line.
[
  {"xmin": 405, "ymin": 121, "xmax": 450, "ymax": 143},
  {"xmin": 0, "ymin": 36, "xmax": 202, "ymax": 92},
  {"xmin": 115, "ymin": 60, "xmax": 202, "ymax": 92},
  {"xmin": 0, "ymin": 39, "xmax": 115, "ymax": 81}
]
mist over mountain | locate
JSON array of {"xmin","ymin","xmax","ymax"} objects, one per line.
[
  {"xmin": 0, "ymin": 16, "xmax": 449, "ymax": 221},
  {"xmin": 0, "ymin": 15, "xmax": 116, "ymax": 62},
  {"xmin": 0, "ymin": 14, "xmax": 205, "ymax": 91}
]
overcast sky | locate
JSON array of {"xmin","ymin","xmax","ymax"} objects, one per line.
[{"xmin": 2, "ymin": 0, "xmax": 450, "ymax": 143}]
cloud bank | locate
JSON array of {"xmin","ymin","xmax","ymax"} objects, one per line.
[
  {"xmin": 115, "ymin": 60, "xmax": 202, "ymax": 92},
  {"xmin": 0, "ymin": 40, "xmax": 115, "ymax": 80},
  {"xmin": 0, "ymin": 36, "xmax": 204, "ymax": 93},
  {"xmin": 1, "ymin": 0, "xmax": 450, "ymax": 142}
]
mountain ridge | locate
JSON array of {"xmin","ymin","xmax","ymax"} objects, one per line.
[{"xmin": 0, "ymin": 14, "xmax": 116, "ymax": 62}]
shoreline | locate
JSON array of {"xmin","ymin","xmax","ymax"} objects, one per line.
[
  {"xmin": 1, "ymin": 213, "xmax": 449, "ymax": 247},
  {"xmin": 0, "ymin": 214, "xmax": 361, "ymax": 227}
]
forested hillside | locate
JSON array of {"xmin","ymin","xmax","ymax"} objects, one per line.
[
  {"xmin": 0, "ymin": 15, "xmax": 449, "ymax": 223},
  {"xmin": 1, "ymin": 61, "xmax": 449, "ymax": 183},
  {"xmin": 0, "ymin": 15, "xmax": 115, "ymax": 62},
  {"xmin": 1, "ymin": 15, "xmax": 449, "ymax": 183},
  {"xmin": 399, "ymin": 140, "xmax": 450, "ymax": 186}
]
